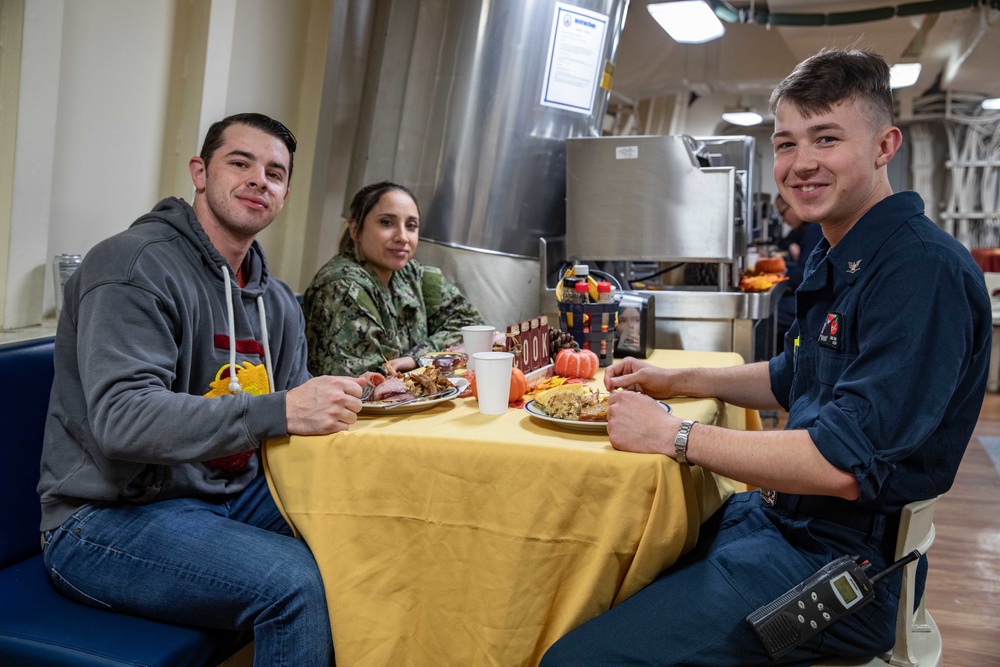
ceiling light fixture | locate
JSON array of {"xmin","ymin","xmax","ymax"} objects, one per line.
[
  {"xmin": 721, "ymin": 110, "xmax": 763, "ymax": 126},
  {"xmin": 647, "ymin": 1, "xmax": 726, "ymax": 44},
  {"xmin": 889, "ymin": 63, "xmax": 922, "ymax": 89},
  {"xmin": 983, "ymin": 98, "xmax": 1000, "ymax": 110}
]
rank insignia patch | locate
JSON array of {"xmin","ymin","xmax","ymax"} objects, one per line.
[{"xmin": 818, "ymin": 312, "xmax": 843, "ymax": 350}]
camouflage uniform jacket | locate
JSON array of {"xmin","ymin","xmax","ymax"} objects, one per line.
[{"xmin": 303, "ymin": 246, "xmax": 485, "ymax": 376}]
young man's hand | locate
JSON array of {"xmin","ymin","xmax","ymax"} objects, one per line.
[
  {"xmin": 285, "ymin": 376, "xmax": 367, "ymax": 435},
  {"xmin": 604, "ymin": 357, "xmax": 676, "ymax": 399},
  {"xmin": 607, "ymin": 391, "xmax": 677, "ymax": 456}
]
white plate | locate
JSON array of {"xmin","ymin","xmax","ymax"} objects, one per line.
[
  {"xmin": 524, "ymin": 399, "xmax": 671, "ymax": 432},
  {"xmin": 361, "ymin": 377, "xmax": 467, "ymax": 415}
]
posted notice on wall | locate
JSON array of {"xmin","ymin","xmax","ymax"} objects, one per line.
[{"xmin": 540, "ymin": 3, "xmax": 609, "ymax": 115}]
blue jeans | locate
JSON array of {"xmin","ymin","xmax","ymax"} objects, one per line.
[{"xmin": 42, "ymin": 473, "xmax": 333, "ymax": 666}]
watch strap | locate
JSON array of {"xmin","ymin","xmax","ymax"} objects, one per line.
[{"xmin": 674, "ymin": 419, "xmax": 697, "ymax": 465}]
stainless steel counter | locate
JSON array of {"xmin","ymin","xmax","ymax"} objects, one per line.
[
  {"xmin": 632, "ymin": 284, "xmax": 785, "ymax": 320},
  {"xmin": 636, "ymin": 282, "xmax": 787, "ymax": 363}
]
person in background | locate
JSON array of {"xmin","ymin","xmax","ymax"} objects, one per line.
[
  {"xmin": 38, "ymin": 113, "xmax": 375, "ymax": 666},
  {"xmin": 303, "ymin": 180, "xmax": 485, "ymax": 377},
  {"xmin": 774, "ymin": 192, "xmax": 824, "ymax": 352},
  {"xmin": 775, "ymin": 193, "xmax": 822, "ymax": 266},
  {"xmin": 541, "ymin": 48, "xmax": 991, "ymax": 666}
]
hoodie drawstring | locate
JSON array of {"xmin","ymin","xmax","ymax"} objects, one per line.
[
  {"xmin": 221, "ymin": 264, "xmax": 273, "ymax": 395},
  {"xmin": 257, "ymin": 295, "xmax": 274, "ymax": 394}
]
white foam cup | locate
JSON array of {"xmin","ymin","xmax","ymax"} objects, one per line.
[
  {"xmin": 472, "ymin": 351, "xmax": 514, "ymax": 415},
  {"xmin": 462, "ymin": 325, "xmax": 496, "ymax": 371}
]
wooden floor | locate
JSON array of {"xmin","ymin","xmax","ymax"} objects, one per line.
[
  {"xmin": 926, "ymin": 391, "xmax": 1000, "ymax": 666},
  {"xmin": 768, "ymin": 393, "xmax": 1000, "ymax": 666}
]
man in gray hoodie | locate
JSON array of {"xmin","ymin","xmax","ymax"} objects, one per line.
[{"xmin": 38, "ymin": 113, "xmax": 364, "ymax": 666}]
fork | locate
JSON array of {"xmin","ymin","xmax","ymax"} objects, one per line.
[
  {"xmin": 375, "ymin": 387, "xmax": 454, "ymax": 408},
  {"xmin": 360, "ymin": 384, "xmax": 375, "ymax": 402}
]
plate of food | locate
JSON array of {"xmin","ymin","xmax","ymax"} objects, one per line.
[
  {"xmin": 361, "ymin": 366, "xmax": 467, "ymax": 414},
  {"xmin": 524, "ymin": 384, "xmax": 670, "ymax": 432}
]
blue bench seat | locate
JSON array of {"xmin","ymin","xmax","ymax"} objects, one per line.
[{"xmin": 0, "ymin": 337, "xmax": 250, "ymax": 666}]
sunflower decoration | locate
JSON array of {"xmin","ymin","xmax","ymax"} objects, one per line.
[
  {"xmin": 203, "ymin": 361, "xmax": 271, "ymax": 398},
  {"xmin": 203, "ymin": 361, "xmax": 270, "ymax": 474}
]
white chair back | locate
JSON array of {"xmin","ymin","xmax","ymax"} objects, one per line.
[{"xmin": 813, "ymin": 496, "xmax": 943, "ymax": 667}]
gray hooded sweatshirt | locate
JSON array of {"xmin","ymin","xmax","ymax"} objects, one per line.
[{"xmin": 38, "ymin": 197, "xmax": 310, "ymax": 531}]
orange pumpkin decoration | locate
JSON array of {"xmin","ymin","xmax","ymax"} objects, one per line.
[
  {"xmin": 554, "ymin": 347, "xmax": 599, "ymax": 379},
  {"xmin": 469, "ymin": 367, "xmax": 528, "ymax": 403}
]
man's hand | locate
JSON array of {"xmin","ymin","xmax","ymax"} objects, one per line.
[
  {"xmin": 603, "ymin": 357, "xmax": 676, "ymax": 399},
  {"xmin": 285, "ymin": 376, "xmax": 368, "ymax": 435},
  {"xmin": 606, "ymin": 390, "xmax": 675, "ymax": 455},
  {"xmin": 386, "ymin": 356, "xmax": 417, "ymax": 373}
]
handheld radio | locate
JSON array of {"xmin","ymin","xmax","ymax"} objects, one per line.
[{"xmin": 746, "ymin": 550, "xmax": 920, "ymax": 659}]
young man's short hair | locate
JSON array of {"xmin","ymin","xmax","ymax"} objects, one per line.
[
  {"xmin": 200, "ymin": 113, "xmax": 298, "ymax": 180},
  {"xmin": 769, "ymin": 49, "xmax": 894, "ymax": 131}
]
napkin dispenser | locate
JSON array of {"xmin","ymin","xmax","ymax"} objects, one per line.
[{"xmin": 615, "ymin": 292, "xmax": 655, "ymax": 359}]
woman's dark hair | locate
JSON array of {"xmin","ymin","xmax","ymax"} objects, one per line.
[
  {"xmin": 339, "ymin": 181, "xmax": 420, "ymax": 254},
  {"xmin": 200, "ymin": 113, "xmax": 297, "ymax": 180},
  {"xmin": 769, "ymin": 48, "xmax": 894, "ymax": 131}
]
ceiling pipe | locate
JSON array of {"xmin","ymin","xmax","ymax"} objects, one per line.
[{"xmin": 706, "ymin": 0, "xmax": 999, "ymax": 27}]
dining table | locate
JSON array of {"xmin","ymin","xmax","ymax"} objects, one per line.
[{"xmin": 263, "ymin": 349, "xmax": 757, "ymax": 667}]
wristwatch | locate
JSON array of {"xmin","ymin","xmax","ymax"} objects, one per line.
[{"xmin": 674, "ymin": 419, "xmax": 697, "ymax": 465}]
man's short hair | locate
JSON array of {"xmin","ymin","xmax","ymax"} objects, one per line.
[
  {"xmin": 769, "ymin": 48, "xmax": 894, "ymax": 131},
  {"xmin": 200, "ymin": 113, "xmax": 297, "ymax": 181}
]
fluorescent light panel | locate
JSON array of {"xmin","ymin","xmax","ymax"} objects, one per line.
[
  {"xmin": 889, "ymin": 63, "xmax": 922, "ymax": 89},
  {"xmin": 648, "ymin": 1, "xmax": 725, "ymax": 44},
  {"xmin": 722, "ymin": 111, "xmax": 763, "ymax": 126}
]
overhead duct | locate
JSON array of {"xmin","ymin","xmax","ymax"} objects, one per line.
[{"xmin": 706, "ymin": 0, "xmax": 999, "ymax": 26}]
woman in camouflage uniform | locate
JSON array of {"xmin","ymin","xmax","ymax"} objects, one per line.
[{"xmin": 303, "ymin": 181, "xmax": 485, "ymax": 377}]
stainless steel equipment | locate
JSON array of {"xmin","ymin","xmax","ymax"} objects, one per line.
[
  {"xmin": 567, "ymin": 136, "xmax": 737, "ymax": 262},
  {"xmin": 347, "ymin": 0, "xmax": 630, "ymax": 260},
  {"xmin": 344, "ymin": 0, "xmax": 631, "ymax": 327},
  {"xmin": 546, "ymin": 134, "xmax": 785, "ymax": 363}
]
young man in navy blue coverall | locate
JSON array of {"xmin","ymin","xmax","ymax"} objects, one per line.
[{"xmin": 541, "ymin": 48, "xmax": 992, "ymax": 667}]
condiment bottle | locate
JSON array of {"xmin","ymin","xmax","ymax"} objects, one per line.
[
  {"xmin": 597, "ymin": 281, "xmax": 612, "ymax": 304},
  {"xmin": 597, "ymin": 282, "xmax": 612, "ymax": 358},
  {"xmin": 575, "ymin": 264, "xmax": 601, "ymax": 301},
  {"xmin": 561, "ymin": 277, "xmax": 582, "ymax": 304},
  {"xmin": 575, "ymin": 281, "xmax": 592, "ymax": 348}
]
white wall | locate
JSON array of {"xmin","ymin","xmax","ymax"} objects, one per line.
[
  {"xmin": 225, "ymin": 0, "xmax": 311, "ymax": 262},
  {"xmin": 50, "ymin": 1, "xmax": 174, "ymax": 227},
  {"xmin": 1, "ymin": 0, "xmax": 64, "ymax": 330},
  {"xmin": 46, "ymin": 0, "xmax": 175, "ymax": 317},
  {"xmin": 2, "ymin": 0, "xmax": 345, "ymax": 329}
]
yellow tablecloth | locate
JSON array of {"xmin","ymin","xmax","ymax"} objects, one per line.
[{"xmin": 263, "ymin": 349, "xmax": 751, "ymax": 667}]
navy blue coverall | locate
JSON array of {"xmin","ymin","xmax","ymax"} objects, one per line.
[{"xmin": 541, "ymin": 192, "xmax": 992, "ymax": 666}]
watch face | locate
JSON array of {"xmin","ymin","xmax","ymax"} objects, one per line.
[{"xmin": 675, "ymin": 420, "xmax": 695, "ymax": 464}]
